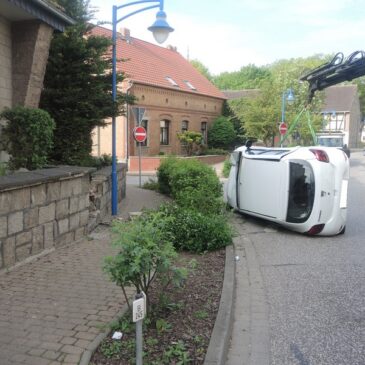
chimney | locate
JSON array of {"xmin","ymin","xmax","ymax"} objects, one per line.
[
  {"xmin": 167, "ymin": 45, "xmax": 177, "ymax": 52},
  {"xmin": 119, "ymin": 27, "xmax": 131, "ymax": 43}
]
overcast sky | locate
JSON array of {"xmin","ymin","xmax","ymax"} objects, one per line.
[{"xmin": 89, "ymin": 0, "xmax": 365, "ymax": 75}]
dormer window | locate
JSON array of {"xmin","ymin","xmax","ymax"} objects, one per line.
[
  {"xmin": 184, "ymin": 80, "xmax": 196, "ymax": 90},
  {"xmin": 165, "ymin": 76, "xmax": 179, "ymax": 87}
]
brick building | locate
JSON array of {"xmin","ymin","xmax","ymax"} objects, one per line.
[
  {"xmin": 0, "ymin": 0, "xmax": 74, "ymax": 161},
  {"xmin": 91, "ymin": 26, "xmax": 227, "ymax": 161}
]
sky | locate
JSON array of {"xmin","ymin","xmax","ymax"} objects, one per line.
[{"xmin": 89, "ymin": 0, "xmax": 365, "ymax": 75}]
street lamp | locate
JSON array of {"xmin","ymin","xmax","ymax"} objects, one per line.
[
  {"xmin": 280, "ymin": 88, "xmax": 295, "ymax": 146},
  {"xmin": 111, "ymin": 0, "xmax": 173, "ymax": 215}
]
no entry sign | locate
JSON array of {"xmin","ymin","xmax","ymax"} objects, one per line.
[
  {"xmin": 279, "ymin": 122, "xmax": 287, "ymax": 135},
  {"xmin": 133, "ymin": 126, "xmax": 147, "ymax": 143}
]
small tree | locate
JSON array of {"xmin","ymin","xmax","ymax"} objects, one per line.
[
  {"xmin": 177, "ymin": 131, "xmax": 202, "ymax": 156},
  {"xmin": 0, "ymin": 107, "xmax": 55, "ymax": 170},
  {"xmin": 208, "ymin": 116, "xmax": 236, "ymax": 150}
]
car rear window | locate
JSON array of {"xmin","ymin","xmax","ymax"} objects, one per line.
[{"xmin": 286, "ymin": 162, "xmax": 315, "ymax": 223}]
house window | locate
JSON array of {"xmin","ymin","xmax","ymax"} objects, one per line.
[
  {"xmin": 139, "ymin": 119, "xmax": 148, "ymax": 147},
  {"xmin": 181, "ymin": 120, "xmax": 189, "ymax": 133},
  {"xmin": 201, "ymin": 122, "xmax": 207, "ymax": 144},
  {"xmin": 160, "ymin": 120, "xmax": 170, "ymax": 145}
]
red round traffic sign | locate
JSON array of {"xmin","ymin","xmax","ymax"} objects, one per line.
[
  {"xmin": 133, "ymin": 126, "xmax": 147, "ymax": 142},
  {"xmin": 279, "ymin": 122, "xmax": 287, "ymax": 135}
]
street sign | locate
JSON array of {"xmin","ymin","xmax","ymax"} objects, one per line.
[
  {"xmin": 133, "ymin": 297, "xmax": 145, "ymax": 322},
  {"xmin": 279, "ymin": 122, "xmax": 287, "ymax": 135},
  {"xmin": 133, "ymin": 126, "xmax": 147, "ymax": 143}
]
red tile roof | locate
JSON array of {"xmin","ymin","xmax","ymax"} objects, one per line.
[{"xmin": 91, "ymin": 25, "xmax": 226, "ymax": 100}]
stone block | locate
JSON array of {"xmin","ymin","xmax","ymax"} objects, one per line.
[
  {"xmin": 0, "ymin": 192, "xmax": 11, "ymax": 215},
  {"xmin": 44, "ymin": 222, "xmax": 54, "ymax": 249},
  {"xmin": 55, "ymin": 231, "xmax": 74, "ymax": 247},
  {"xmin": 60, "ymin": 178, "xmax": 81, "ymax": 199},
  {"xmin": 16, "ymin": 230, "xmax": 32, "ymax": 246},
  {"xmin": 58, "ymin": 218, "xmax": 69, "ymax": 235},
  {"xmin": 74, "ymin": 226, "xmax": 86, "ymax": 241},
  {"xmin": 69, "ymin": 196, "xmax": 79, "ymax": 214},
  {"xmin": 47, "ymin": 182, "xmax": 61, "ymax": 201},
  {"xmin": 39, "ymin": 203, "xmax": 55, "ymax": 224},
  {"xmin": 3, "ymin": 236, "xmax": 15, "ymax": 267},
  {"xmin": 81, "ymin": 175, "xmax": 90, "ymax": 194},
  {"xmin": 69, "ymin": 213, "xmax": 80, "ymax": 231},
  {"xmin": 32, "ymin": 226, "xmax": 44, "ymax": 253},
  {"xmin": 79, "ymin": 210, "xmax": 89, "ymax": 227},
  {"xmin": 24, "ymin": 207, "xmax": 39, "ymax": 229},
  {"xmin": 0, "ymin": 216, "xmax": 7, "ymax": 238},
  {"xmin": 78, "ymin": 194, "xmax": 89, "ymax": 211},
  {"xmin": 16, "ymin": 243, "xmax": 32, "ymax": 262},
  {"xmin": 10, "ymin": 188, "xmax": 31, "ymax": 211},
  {"xmin": 56, "ymin": 199, "xmax": 69, "ymax": 219},
  {"xmin": 8, "ymin": 211, "xmax": 23, "ymax": 235},
  {"xmin": 31, "ymin": 185, "xmax": 46, "ymax": 206}
]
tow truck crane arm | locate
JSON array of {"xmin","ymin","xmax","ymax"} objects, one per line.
[{"xmin": 300, "ymin": 50, "xmax": 365, "ymax": 103}]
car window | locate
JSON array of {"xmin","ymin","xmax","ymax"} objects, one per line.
[{"xmin": 286, "ymin": 162, "xmax": 315, "ymax": 223}]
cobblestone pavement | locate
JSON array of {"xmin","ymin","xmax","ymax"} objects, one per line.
[{"xmin": 0, "ymin": 185, "xmax": 169, "ymax": 365}]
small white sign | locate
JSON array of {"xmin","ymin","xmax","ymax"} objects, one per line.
[{"xmin": 133, "ymin": 297, "xmax": 145, "ymax": 322}]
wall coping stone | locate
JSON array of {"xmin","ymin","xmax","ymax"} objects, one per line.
[{"xmin": 0, "ymin": 166, "xmax": 96, "ymax": 192}]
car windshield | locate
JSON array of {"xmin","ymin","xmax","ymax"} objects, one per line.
[{"xmin": 286, "ymin": 162, "xmax": 315, "ymax": 223}]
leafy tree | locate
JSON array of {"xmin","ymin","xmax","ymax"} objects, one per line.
[
  {"xmin": 222, "ymin": 100, "xmax": 245, "ymax": 147},
  {"xmin": 212, "ymin": 64, "xmax": 271, "ymax": 90},
  {"xmin": 40, "ymin": 0, "xmax": 131, "ymax": 165},
  {"xmin": 177, "ymin": 130, "xmax": 202, "ymax": 156},
  {"xmin": 190, "ymin": 59, "xmax": 212, "ymax": 81},
  {"xmin": 208, "ymin": 116, "xmax": 236, "ymax": 150}
]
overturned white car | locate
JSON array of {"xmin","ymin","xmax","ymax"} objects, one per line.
[{"xmin": 227, "ymin": 143, "xmax": 350, "ymax": 236}]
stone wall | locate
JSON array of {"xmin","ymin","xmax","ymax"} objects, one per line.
[
  {"xmin": 0, "ymin": 166, "xmax": 105, "ymax": 270},
  {"xmin": 89, "ymin": 164, "xmax": 127, "ymax": 231}
]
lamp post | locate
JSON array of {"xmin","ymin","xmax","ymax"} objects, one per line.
[
  {"xmin": 111, "ymin": 0, "xmax": 173, "ymax": 215},
  {"xmin": 280, "ymin": 88, "xmax": 295, "ymax": 146}
]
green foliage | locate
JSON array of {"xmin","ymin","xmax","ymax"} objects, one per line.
[
  {"xmin": 212, "ymin": 64, "xmax": 271, "ymax": 90},
  {"xmin": 177, "ymin": 131, "xmax": 203, "ymax": 156},
  {"xmin": 100, "ymin": 340, "xmax": 123, "ymax": 359},
  {"xmin": 162, "ymin": 341, "xmax": 191, "ymax": 365},
  {"xmin": 156, "ymin": 319, "xmax": 172, "ymax": 334},
  {"xmin": 194, "ymin": 310, "xmax": 208, "ymax": 320},
  {"xmin": 0, "ymin": 162, "xmax": 8, "ymax": 176},
  {"xmin": 104, "ymin": 211, "xmax": 177, "ymax": 311},
  {"xmin": 199, "ymin": 147, "xmax": 228, "ymax": 156},
  {"xmin": 40, "ymin": 0, "xmax": 132, "ymax": 165},
  {"xmin": 157, "ymin": 158, "xmax": 222, "ymax": 199},
  {"xmin": 142, "ymin": 178, "xmax": 159, "ymax": 191},
  {"xmin": 190, "ymin": 59, "xmax": 212, "ymax": 81},
  {"xmin": 208, "ymin": 116, "xmax": 236, "ymax": 150},
  {"xmin": 78, "ymin": 154, "xmax": 112, "ymax": 169},
  {"xmin": 0, "ymin": 107, "xmax": 55, "ymax": 170},
  {"xmin": 222, "ymin": 158, "xmax": 231, "ymax": 178}
]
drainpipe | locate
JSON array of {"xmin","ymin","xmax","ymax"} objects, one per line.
[{"xmin": 125, "ymin": 81, "xmax": 134, "ymax": 166}]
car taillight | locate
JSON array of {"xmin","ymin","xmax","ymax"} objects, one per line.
[
  {"xmin": 309, "ymin": 149, "xmax": 329, "ymax": 163},
  {"xmin": 307, "ymin": 224, "xmax": 325, "ymax": 235}
]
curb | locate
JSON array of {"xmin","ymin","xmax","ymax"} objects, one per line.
[
  {"xmin": 80, "ymin": 245, "xmax": 235, "ymax": 365},
  {"xmin": 204, "ymin": 244, "xmax": 235, "ymax": 365},
  {"xmin": 79, "ymin": 302, "xmax": 130, "ymax": 365}
]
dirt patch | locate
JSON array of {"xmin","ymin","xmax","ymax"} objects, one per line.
[{"xmin": 90, "ymin": 248, "xmax": 226, "ymax": 364}]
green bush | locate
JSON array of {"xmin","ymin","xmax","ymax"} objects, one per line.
[
  {"xmin": 158, "ymin": 204, "xmax": 232, "ymax": 253},
  {"xmin": 199, "ymin": 147, "xmax": 228, "ymax": 156},
  {"xmin": 104, "ymin": 211, "xmax": 178, "ymax": 311},
  {"xmin": 78, "ymin": 154, "xmax": 112, "ymax": 169},
  {"xmin": 0, "ymin": 106, "xmax": 55, "ymax": 170},
  {"xmin": 222, "ymin": 158, "xmax": 232, "ymax": 178},
  {"xmin": 208, "ymin": 116, "xmax": 236, "ymax": 150},
  {"xmin": 157, "ymin": 158, "xmax": 222, "ymax": 199}
]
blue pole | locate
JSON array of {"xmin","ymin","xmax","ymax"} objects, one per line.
[
  {"xmin": 111, "ymin": 5, "xmax": 118, "ymax": 215},
  {"xmin": 280, "ymin": 91, "xmax": 286, "ymax": 147}
]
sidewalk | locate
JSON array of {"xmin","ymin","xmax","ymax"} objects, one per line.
[{"xmin": 0, "ymin": 186, "xmax": 169, "ymax": 365}]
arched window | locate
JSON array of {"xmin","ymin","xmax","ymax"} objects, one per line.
[
  {"xmin": 181, "ymin": 120, "xmax": 189, "ymax": 133},
  {"xmin": 160, "ymin": 120, "xmax": 170, "ymax": 145}
]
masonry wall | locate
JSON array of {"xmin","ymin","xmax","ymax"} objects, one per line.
[{"xmin": 0, "ymin": 15, "xmax": 12, "ymax": 111}]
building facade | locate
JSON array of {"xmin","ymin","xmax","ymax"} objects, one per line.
[
  {"xmin": 91, "ymin": 27, "xmax": 226, "ymax": 161},
  {"xmin": 0, "ymin": 0, "xmax": 74, "ymax": 161}
]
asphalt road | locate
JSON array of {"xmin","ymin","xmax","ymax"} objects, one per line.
[{"xmin": 232, "ymin": 151, "xmax": 365, "ymax": 365}]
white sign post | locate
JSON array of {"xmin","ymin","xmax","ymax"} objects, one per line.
[{"xmin": 133, "ymin": 292, "xmax": 146, "ymax": 365}]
